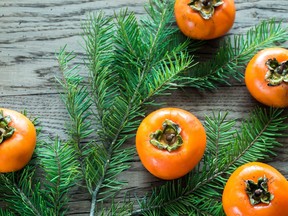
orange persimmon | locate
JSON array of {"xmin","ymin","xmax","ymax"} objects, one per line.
[
  {"xmin": 245, "ymin": 47, "xmax": 288, "ymax": 108},
  {"xmin": 222, "ymin": 162, "xmax": 288, "ymax": 216},
  {"xmin": 136, "ymin": 107, "xmax": 206, "ymax": 180},
  {"xmin": 174, "ymin": 0, "xmax": 236, "ymax": 40},
  {"xmin": 0, "ymin": 108, "xmax": 36, "ymax": 173}
]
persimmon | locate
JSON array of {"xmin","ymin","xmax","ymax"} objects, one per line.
[
  {"xmin": 174, "ymin": 0, "xmax": 236, "ymax": 40},
  {"xmin": 0, "ymin": 108, "xmax": 36, "ymax": 173},
  {"xmin": 245, "ymin": 47, "xmax": 288, "ymax": 108},
  {"xmin": 222, "ymin": 162, "xmax": 288, "ymax": 216},
  {"xmin": 136, "ymin": 107, "xmax": 206, "ymax": 180}
]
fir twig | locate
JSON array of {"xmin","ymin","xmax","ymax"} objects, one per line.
[
  {"xmin": 0, "ymin": 163, "xmax": 49, "ymax": 215},
  {"xmin": 37, "ymin": 138, "xmax": 81, "ymax": 215},
  {"xmin": 56, "ymin": 47, "xmax": 94, "ymax": 176},
  {"xmin": 182, "ymin": 19, "xmax": 288, "ymax": 89},
  {"xmin": 60, "ymin": 0, "xmax": 194, "ymax": 215}
]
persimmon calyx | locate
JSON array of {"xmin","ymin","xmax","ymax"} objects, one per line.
[
  {"xmin": 150, "ymin": 119, "xmax": 183, "ymax": 152},
  {"xmin": 188, "ymin": 0, "xmax": 224, "ymax": 20},
  {"xmin": 0, "ymin": 110, "xmax": 15, "ymax": 144},
  {"xmin": 245, "ymin": 176, "xmax": 274, "ymax": 206},
  {"xmin": 265, "ymin": 58, "xmax": 288, "ymax": 86}
]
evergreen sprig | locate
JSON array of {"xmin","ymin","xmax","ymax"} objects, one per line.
[
  {"xmin": 0, "ymin": 164, "xmax": 49, "ymax": 216},
  {"xmin": 182, "ymin": 19, "xmax": 288, "ymax": 89},
  {"xmin": 0, "ymin": 124, "xmax": 80, "ymax": 215},
  {"xmin": 37, "ymin": 138, "xmax": 81, "ymax": 215},
  {"xmin": 57, "ymin": 0, "xmax": 194, "ymax": 215},
  {"xmin": 131, "ymin": 108, "xmax": 287, "ymax": 216}
]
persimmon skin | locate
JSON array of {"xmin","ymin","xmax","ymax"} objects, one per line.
[
  {"xmin": 174, "ymin": 0, "xmax": 236, "ymax": 40},
  {"xmin": 0, "ymin": 108, "xmax": 37, "ymax": 173},
  {"xmin": 136, "ymin": 107, "xmax": 206, "ymax": 180},
  {"xmin": 222, "ymin": 162, "xmax": 288, "ymax": 216},
  {"xmin": 245, "ymin": 47, "xmax": 288, "ymax": 108}
]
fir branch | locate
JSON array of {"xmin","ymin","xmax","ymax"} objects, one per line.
[
  {"xmin": 56, "ymin": 47, "xmax": 93, "ymax": 165},
  {"xmin": 0, "ymin": 165, "xmax": 51, "ymax": 216},
  {"xmin": 132, "ymin": 107, "xmax": 287, "ymax": 216},
  {"xmin": 113, "ymin": 6, "xmax": 192, "ymax": 103},
  {"xmin": 82, "ymin": 13, "xmax": 134, "ymax": 210},
  {"xmin": 0, "ymin": 149, "xmax": 78, "ymax": 216},
  {"xmin": 37, "ymin": 138, "xmax": 81, "ymax": 215},
  {"xmin": 57, "ymin": 48, "xmax": 93, "ymax": 142},
  {"xmin": 182, "ymin": 19, "xmax": 288, "ymax": 89},
  {"xmin": 74, "ymin": 0, "xmax": 195, "ymax": 215},
  {"xmin": 82, "ymin": 12, "xmax": 117, "ymax": 123}
]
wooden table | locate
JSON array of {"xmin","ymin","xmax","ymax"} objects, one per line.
[{"xmin": 1, "ymin": 0, "xmax": 287, "ymax": 215}]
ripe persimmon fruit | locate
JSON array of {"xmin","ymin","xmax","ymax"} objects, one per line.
[
  {"xmin": 136, "ymin": 107, "xmax": 206, "ymax": 180},
  {"xmin": 0, "ymin": 108, "xmax": 37, "ymax": 173},
  {"xmin": 174, "ymin": 0, "xmax": 236, "ymax": 40},
  {"xmin": 245, "ymin": 47, "xmax": 288, "ymax": 108},
  {"xmin": 223, "ymin": 162, "xmax": 288, "ymax": 216}
]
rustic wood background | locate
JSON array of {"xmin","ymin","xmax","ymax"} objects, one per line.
[{"xmin": 1, "ymin": 0, "xmax": 287, "ymax": 215}]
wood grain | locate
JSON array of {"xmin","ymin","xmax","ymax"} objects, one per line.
[{"xmin": 1, "ymin": 0, "xmax": 288, "ymax": 215}]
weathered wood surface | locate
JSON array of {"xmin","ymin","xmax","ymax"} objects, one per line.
[{"xmin": 1, "ymin": 0, "xmax": 288, "ymax": 215}]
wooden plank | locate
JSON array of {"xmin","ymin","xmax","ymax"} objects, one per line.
[
  {"xmin": 0, "ymin": 0, "xmax": 147, "ymax": 96},
  {"xmin": 1, "ymin": 0, "xmax": 288, "ymax": 96}
]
